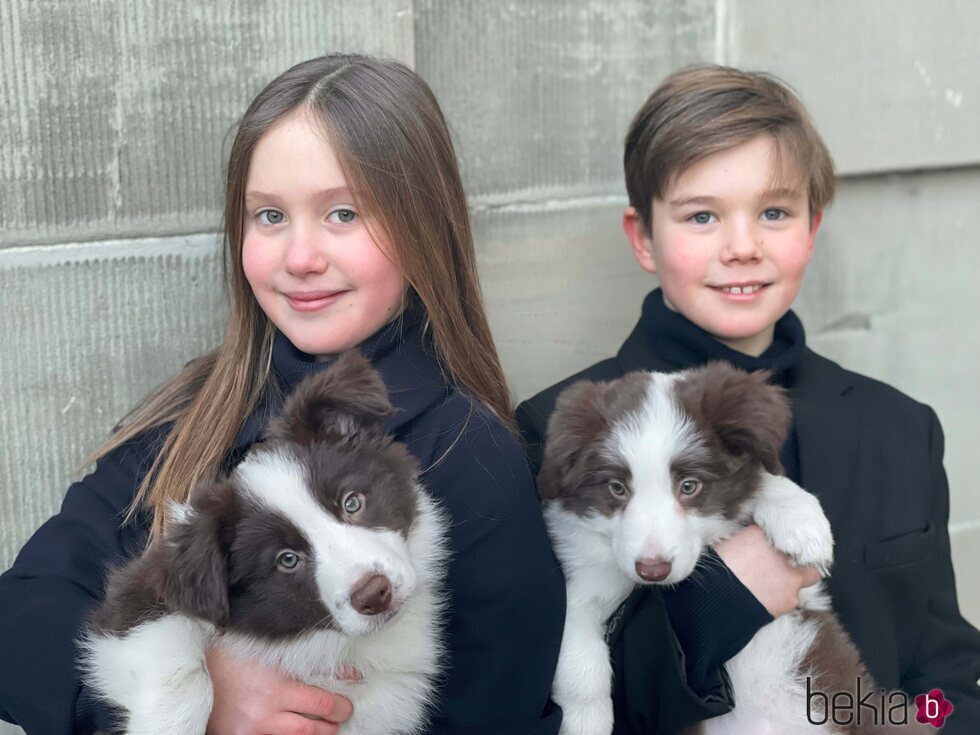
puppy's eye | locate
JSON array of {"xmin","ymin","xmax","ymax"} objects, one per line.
[
  {"xmin": 678, "ymin": 478, "xmax": 702, "ymax": 496},
  {"xmin": 608, "ymin": 480, "xmax": 628, "ymax": 498},
  {"xmin": 276, "ymin": 550, "xmax": 301, "ymax": 571},
  {"xmin": 343, "ymin": 492, "xmax": 364, "ymax": 515}
]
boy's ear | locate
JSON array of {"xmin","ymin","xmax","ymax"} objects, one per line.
[
  {"xmin": 806, "ymin": 210, "xmax": 823, "ymax": 262},
  {"xmin": 266, "ymin": 351, "xmax": 394, "ymax": 444},
  {"xmin": 161, "ymin": 480, "xmax": 235, "ymax": 627},
  {"xmin": 623, "ymin": 207, "xmax": 657, "ymax": 274}
]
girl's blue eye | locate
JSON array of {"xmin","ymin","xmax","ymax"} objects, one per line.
[
  {"xmin": 330, "ymin": 208, "xmax": 357, "ymax": 224},
  {"xmin": 691, "ymin": 212, "xmax": 715, "ymax": 225},
  {"xmin": 762, "ymin": 208, "xmax": 786, "ymax": 221},
  {"xmin": 258, "ymin": 209, "xmax": 284, "ymax": 225}
]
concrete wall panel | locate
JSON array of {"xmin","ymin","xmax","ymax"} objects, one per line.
[
  {"xmin": 0, "ymin": 0, "xmax": 412, "ymax": 250},
  {"xmin": 0, "ymin": 235, "xmax": 225, "ymax": 569},
  {"xmin": 415, "ymin": 0, "xmax": 716, "ymax": 204},
  {"xmin": 725, "ymin": 0, "xmax": 980, "ymax": 175},
  {"xmin": 475, "ymin": 198, "xmax": 647, "ymax": 404}
]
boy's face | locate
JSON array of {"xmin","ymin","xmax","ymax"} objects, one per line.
[{"xmin": 623, "ymin": 134, "xmax": 822, "ymax": 357}]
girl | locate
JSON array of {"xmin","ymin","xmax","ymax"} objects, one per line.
[{"xmin": 0, "ymin": 55, "xmax": 565, "ymax": 735}]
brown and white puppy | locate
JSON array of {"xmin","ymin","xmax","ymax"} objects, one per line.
[
  {"xmin": 539, "ymin": 363, "xmax": 912, "ymax": 735},
  {"xmin": 80, "ymin": 353, "xmax": 448, "ymax": 735}
]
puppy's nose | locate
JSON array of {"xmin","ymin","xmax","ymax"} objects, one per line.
[
  {"xmin": 635, "ymin": 557, "xmax": 672, "ymax": 582},
  {"xmin": 350, "ymin": 574, "xmax": 392, "ymax": 615}
]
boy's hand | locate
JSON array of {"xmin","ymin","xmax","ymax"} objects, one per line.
[
  {"xmin": 206, "ymin": 644, "xmax": 355, "ymax": 735},
  {"xmin": 715, "ymin": 524, "xmax": 821, "ymax": 618}
]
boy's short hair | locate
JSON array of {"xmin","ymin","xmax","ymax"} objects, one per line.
[{"xmin": 624, "ymin": 65, "xmax": 836, "ymax": 228}]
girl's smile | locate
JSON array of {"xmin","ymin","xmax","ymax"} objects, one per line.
[{"xmin": 242, "ymin": 109, "xmax": 406, "ymax": 359}]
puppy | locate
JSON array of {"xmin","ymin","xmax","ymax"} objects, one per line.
[
  {"xmin": 80, "ymin": 352, "xmax": 449, "ymax": 735},
  {"xmin": 539, "ymin": 362, "xmax": 913, "ymax": 735}
]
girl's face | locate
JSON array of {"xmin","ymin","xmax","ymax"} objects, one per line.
[
  {"xmin": 242, "ymin": 109, "xmax": 406, "ymax": 359},
  {"xmin": 624, "ymin": 135, "xmax": 821, "ymax": 357}
]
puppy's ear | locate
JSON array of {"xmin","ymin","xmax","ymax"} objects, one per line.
[
  {"xmin": 160, "ymin": 480, "xmax": 235, "ymax": 627},
  {"xmin": 267, "ymin": 351, "xmax": 394, "ymax": 445},
  {"xmin": 675, "ymin": 362, "xmax": 791, "ymax": 473},
  {"xmin": 537, "ymin": 373, "xmax": 649, "ymax": 501}
]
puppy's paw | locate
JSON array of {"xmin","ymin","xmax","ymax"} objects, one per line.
[{"xmin": 753, "ymin": 474, "xmax": 834, "ymax": 575}]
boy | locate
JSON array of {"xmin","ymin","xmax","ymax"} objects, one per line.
[{"xmin": 517, "ymin": 66, "xmax": 980, "ymax": 734}]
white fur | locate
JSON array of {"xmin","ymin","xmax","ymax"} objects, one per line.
[
  {"xmin": 80, "ymin": 614, "xmax": 214, "ymax": 735},
  {"xmin": 82, "ymin": 450, "xmax": 449, "ymax": 735},
  {"xmin": 545, "ymin": 376, "xmax": 839, "ymax": 735}
]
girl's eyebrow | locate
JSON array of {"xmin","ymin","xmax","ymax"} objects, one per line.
[{"xmin": 244, "ymin": 186, "xmax": 353, "ymax": 205}]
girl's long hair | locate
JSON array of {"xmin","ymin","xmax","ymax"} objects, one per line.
[{"xmin": 90, "ymin": 55, "xmax": 512, "ymax": 536}]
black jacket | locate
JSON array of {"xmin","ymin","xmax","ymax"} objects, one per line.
[
  {"xmin": 0, "ymin": 310, "xmax": 565, "ymax": 734},
  {"xmin": 516, "ymin": 305, "xmax": 980, "ymax": 734}
]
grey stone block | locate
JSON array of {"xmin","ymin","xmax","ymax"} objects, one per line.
[
  {"xmin": 0, "ymin": 0, "xmax": 412, "ymax": 250},
  {"xmin": 0, "ymin": 234, "xmax": 225, "ymax": 569},
  {"xmin": 726, "ymin": 0, "xmax": 980, "ymax": 175},
  {"xmin": 415, "ymin": 0, "xmax": 716, "ymax": 202}
]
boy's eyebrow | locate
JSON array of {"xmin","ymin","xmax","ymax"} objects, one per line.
[
  {"xmin": 668, "ymin": 187, "xmax": 804, "ymax": 208},
  {"xmin": 667, "ymin": 195, "xmax": 721, "ymax": 208},
  {"xmin": 760, "ymin": 186, "xmax": 804, "ymax": 200}
]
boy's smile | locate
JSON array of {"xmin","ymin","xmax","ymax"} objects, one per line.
[{"xmin": 624, "ymin": 134, "xmax": 822, "ymax": 357}]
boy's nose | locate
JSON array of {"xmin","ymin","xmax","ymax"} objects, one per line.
[{"xmin": 721, "ymin": 223, "xmax": 763, "ymax": 262}]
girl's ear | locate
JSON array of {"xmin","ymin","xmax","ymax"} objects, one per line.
[
  {"xmin": 675, "ymin": 362, "xmax": 791, "ymax": 474},
  {"xmin": 623, "ymin": 207, "xmax": 657, "ymax": 274},
  {"xmin": 161, "ymin": 481, "xmax": 234, "ymax": 627},
  {"xmin": 267, "ymin": 351, "xmax": 395, "ymax": 445}
]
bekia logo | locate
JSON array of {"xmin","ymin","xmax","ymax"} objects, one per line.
[
  {"xmin": 806, "ymin": 677, "xmax": 953, "ymax": 729},
  {"xmin": 915, "ymin": 689, "xmax": 953, "ymax": 729}
]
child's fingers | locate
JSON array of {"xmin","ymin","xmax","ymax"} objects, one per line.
[
  {"xmin": 798, "ymin": 565, "xmax": 821, "ymax": 589},
  {"xmin": 282, "ymin": 685, "xmax": 354, "ymax": 724},
  {"xmin": 264, "ymin": 711, "xmax": 341, "ymax": 735}
]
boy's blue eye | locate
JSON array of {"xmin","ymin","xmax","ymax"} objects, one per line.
[
  {"xmin": 691, "ymin": 212, "xmax": 715, "ymax": 225},
  {"xmin": 330, "ymin": 208, "xmax": 357, "ymax": 224},
  {"xmin": 762, "ymin": 208, "xmax": 786, "ymax": 221},
  {"xmin": 258, "ymin": 209, "xmax": 284, "ymax": 225}
]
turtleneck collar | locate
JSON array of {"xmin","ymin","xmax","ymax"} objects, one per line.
[
  {"xmin": 271, "ymin": 301, "xmax": 431, "ymax": 393},
  {"xmin": 229, "ymin": 302, "xmax": 451, "ymax": 458},
  {"xmin": 637, "ymin": 288, "xmax": 806, "ymax": 386}
]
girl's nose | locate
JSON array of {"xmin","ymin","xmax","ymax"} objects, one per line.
[{"xmin": 284, "ymin": 230, "xmax": 328, "ymax": 276}]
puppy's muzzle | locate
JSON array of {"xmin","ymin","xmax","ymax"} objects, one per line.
[
  {"xmin": 351, "ymin": 574, "xmax": 393, "ymax": 615},
  {"xmin": 635, "ymin": 557, "xmax": 672, "ymax": 582}
]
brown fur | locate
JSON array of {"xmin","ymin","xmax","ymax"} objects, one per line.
[
  {"xmin": 537, "ymin": 373, "xmax": 650, "ymax": 515},
  {"xmin": 674, "ymin": 362, "xmax": 790, "ymax": 476},
  {"xmin": 265, "ymin": 351, "xmax": 395, "ymax": 446}
]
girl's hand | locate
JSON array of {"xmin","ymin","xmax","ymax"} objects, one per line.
[
  {"xmin": 715, "ymin": 523, "xmax": 821, "ymax": 618},
  {"xmin": 206, "ymin": 645, "xmax": 355, "ymax": 735}
]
